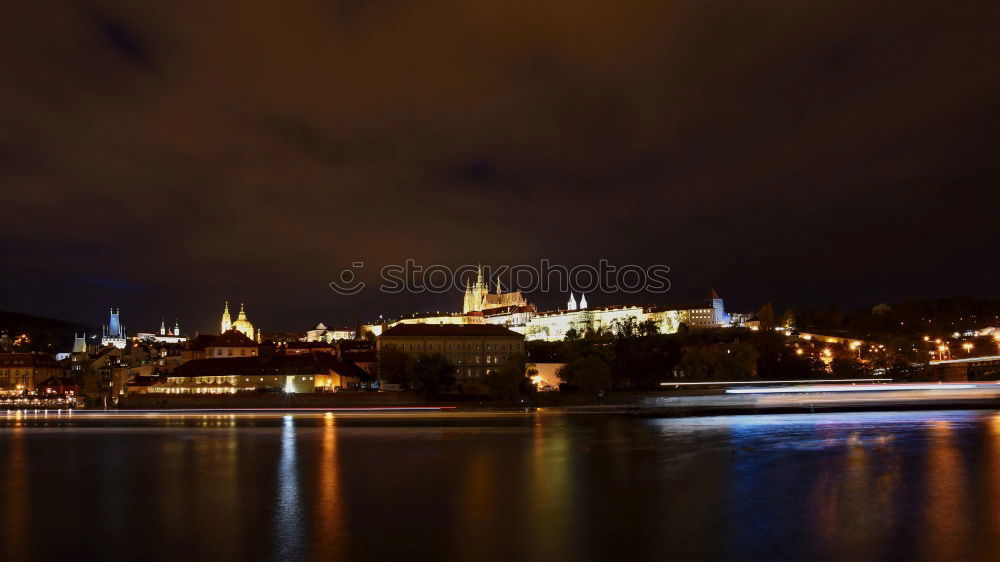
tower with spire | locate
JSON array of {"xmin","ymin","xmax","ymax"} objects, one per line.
[
  {"xmin": 463, "ymin": 265, "xmax": 491, "ymax": 313},
  {"xmin": 579, "ymin": 293, "xmax": 588, "ymax": 310},
  {"xmin": 101, "ymin": 307, "xmax": 127, "ymax": 349},
  {"xmin": 567, "ymin": 292, "xmax": 578, "ymax": 311},
  {"xmin": 225, "ymin": 303, "xmax": 256, "ymax": 340},
  {"xmin": 220, "ymin": 302, "xmax": 233, "ymax": 333}
]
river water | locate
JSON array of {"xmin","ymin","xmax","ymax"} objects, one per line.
[{"xmin": 1, "ymin": 409, "xmax": 999, "ymax": 561}]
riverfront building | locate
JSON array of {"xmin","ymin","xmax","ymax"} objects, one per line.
[
  {"xmin": 0, "ymin": 352, "xmax": 63, "ymax": 393},
  {"xmin": 157, "ymin": 354, "xmax": 371, "ymax": 394},
  {"xmin": 377, "ymin": 324, "xmax": 526, "ymax": 383}
]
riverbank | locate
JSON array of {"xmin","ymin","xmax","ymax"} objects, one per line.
[{"xmin": 107, "ymin": 384, "xmax": 1000, "ymax": 416}]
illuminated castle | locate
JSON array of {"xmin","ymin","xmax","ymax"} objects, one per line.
[
  {"xmin": 221, "ymin": 302, "xmax": 260, "ymax": 342},
  {"xmin": 462, "ymin": 265, "xmax": 527, "ymax": 314}
]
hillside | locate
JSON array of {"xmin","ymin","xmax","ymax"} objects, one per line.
[{"xmin": 0, "ymin": 310, "xmax": 93, "ymax": 354}]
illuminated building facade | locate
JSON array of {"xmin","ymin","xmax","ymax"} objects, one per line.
[
  {"xmin": 377, "ymin": 324, "xmax": 525, "ymax": 384},
  {"xmin": 205, "ymin": 330, "xmax": 259, "ymax": 358},
  {"xmin": 136, "ymin": 319, "xmax": 186, "ymax": 344},
  {"xmin": 158, "ymin": 354, "xmax": 370, "ymax": 393},
  {"xmin": 524, "ymin": 305, "xmax": 650, "ymax": 341},
  {"xmin": 304, "ymin": 323, "xmax": 356, "ymax": 343},
  {"xmin": 522, "ymin": 291, "xmax": 728, "ymax": 341},
  {"xmin": 0, "ymin": 353, "xmax": 63, "ymax": 393},
  {"xmin": 373, "ymin": 282, "xmax": 729, "ymax": 343}
]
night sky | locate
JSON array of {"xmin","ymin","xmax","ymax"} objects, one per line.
[{"xmin": 1, "ymin": 1, "xmax": 998, "ymax": 333}]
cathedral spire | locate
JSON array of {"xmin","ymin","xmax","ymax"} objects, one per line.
[
  {"xmin": 221, "ymin": 301, "xmax": 233, "ymax": 333},
  {"xmin": 579, "ymin": 293, "xmax": 588, "ymax": 309},
  {"xmin": 567, "ymin": 292, "xmax": 578, "ymax": 311}
]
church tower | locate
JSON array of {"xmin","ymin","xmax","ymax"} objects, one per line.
[
  {"xmin": 579, "ymin": 293, "xmax": 588, "ymax": 309},
  {"xmin": 160, "ymin": 319, "xmax": 166, "ymax": 336},
  {"xmin": 567, "ymin": 292, "xmax": 578, "ymax": 311},
  {"xmin": 107, "ymin": 308, "xmax": 122, "ymax": 338},
  {"xmin": 101, "ymin": 308, "xmax": 126, "ymax": 349},
  {"xmin": 475, "ymin": 265, "xmax": 488, "ymax": 310},
  {"xmin": 72, "ymin": 333, "xmax": 87, "ymax": 354},
  {"xmin": 174, "ymin": 319, "xmax": 180, "ymax": 336},
  {"xmin": 463, "ymin": 266, "xmax": 489, "ymax": 313},
  {"xmin": 221, "ymin": 302, "xmax": 232, "ymax": 333},
  {"xmin": 232, "ymin": 303, "xmax": 256, "ymax": 339},
  {"xmin": 463, "ymin": 280, "xmax": 476, "ymax": 314}
]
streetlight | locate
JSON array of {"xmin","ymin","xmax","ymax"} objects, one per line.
[{"xmin": 962, "ymin": 342, "xmax": 974, "ymax": 355}]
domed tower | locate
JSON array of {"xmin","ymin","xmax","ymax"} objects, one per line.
[{"xmin": 232, "ymin": 303, "xmax": 256, "ymax": 339}]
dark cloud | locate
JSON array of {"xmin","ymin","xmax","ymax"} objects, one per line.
[{"xmin": 0, "ymin": 0, "xmax": 997, "ymax": 331}]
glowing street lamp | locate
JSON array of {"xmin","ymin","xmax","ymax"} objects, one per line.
[{"xmin": 962, "ymin": 342, "xmax": 974, "ymax": 354}]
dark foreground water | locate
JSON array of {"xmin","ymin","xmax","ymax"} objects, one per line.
[{"xmin": 2, "ymin": 409, "xmax": 1000, "ymax": 561}]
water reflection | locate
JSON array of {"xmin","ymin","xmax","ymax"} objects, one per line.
[
  {"xmin": 3, "ymin": 410, "xmax": 1000, "ymax": 560},
  {"xmin": 1, "ymin": 415, "xmax": 26, "ymax": 559},
  {"xmin": 527, "ymin": 417, "xmax": 573, "ymax": 560},
  {"xmin": 274, "ymin": 415, "xmax": 303, "ymax": 558},
  {"xmin": 922, "ymin": 419, "xmax": 971, "ymax": 561},
  {"xmin": 313, "ymin": 413, "xmax": 347, "ymax": 556}
]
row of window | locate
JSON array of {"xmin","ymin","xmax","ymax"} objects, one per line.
[
  {"xmin": 449, "ymin": 354, "xmax": 510, "ymax": 365},
  {"xmin": 0, "ymin": 369, "xmax": 41, "ymax": 376},
  {"xmin": 187, "ymin": 376, "xmax": 316, "ymax": 383},
  {"xmin": 459, "ymin": 369, "xmax": 499, "ymax": 378},
  {"xmin": 211, "ymin": 348, "xmax": 257, "ymax": 357}
]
